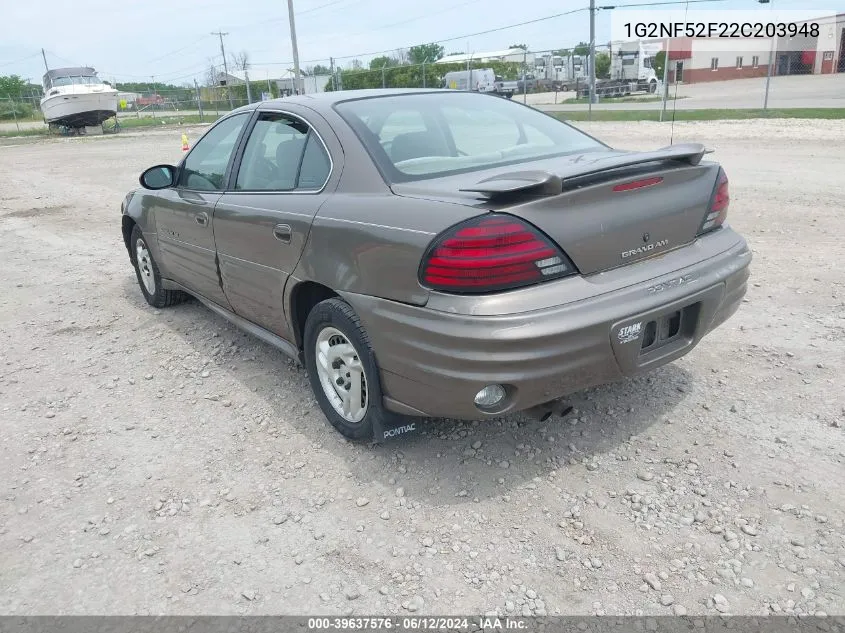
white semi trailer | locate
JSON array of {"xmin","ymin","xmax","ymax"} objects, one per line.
[{"xmin": 534, "ymin": 53, "xmax": 588, "ymax": 91}]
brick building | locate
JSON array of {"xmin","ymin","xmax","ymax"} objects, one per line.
[{"xmin": 643, "ymin": 12, "xmax": 845, "ymax": 83}]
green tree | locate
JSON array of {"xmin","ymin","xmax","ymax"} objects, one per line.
[
  {"xmin": 572, "ymin": 41, "xmax": 590, "ymax": 56},
  {"xmin": 408, "ymin": 43, "xmax": 444, "ymax": 65},
  {"xmin": 509, "ymin": 43, "xmax": 528, "ymax": 50},
  {"xmin": 0, "ymin": 74, "xmax": 26, "ymax": 99},
  {"xmin": 653, "ymin": 50, "xmax": 666, "ymax": 80},
  {"xmin": 369, "ymin": 55, "xmax": 397, "ymax": 70},
  {"xmin": 312, "ymin": 64, "xmax": 331, "ymax": 75},
  {"xmin": 595, "ymin": 52, "xmax": 611, "ymax": 79}
]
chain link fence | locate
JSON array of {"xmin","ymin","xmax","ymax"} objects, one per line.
[{"xmin": 2, "ymin": 14, "xmax": 842, "ymax": 134}]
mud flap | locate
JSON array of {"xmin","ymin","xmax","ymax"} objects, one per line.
[
  {"xmin": 371, "ymin": 416, "xmax": 420, "ymax": 444},
  {"xmin": 367, "ymin": 349, "xmax": 420, "ymax": 444}
]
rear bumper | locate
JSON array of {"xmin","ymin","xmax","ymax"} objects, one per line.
[{"xmin": 343, "ymin": 230, "xmax": 751, "ymax": 420}]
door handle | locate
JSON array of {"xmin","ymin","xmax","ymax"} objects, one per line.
[
  {"xmin": 273, "ymin": 223, "xmax": 292, "ymax": 244},
  {"xmin": 195, "ymin": 212, "xmax": 209, "ymax": 226}
]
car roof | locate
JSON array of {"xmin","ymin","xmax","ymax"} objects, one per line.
[{"xmin": 248, "ymin": 88, "xmax": 464, "ymax": 114}]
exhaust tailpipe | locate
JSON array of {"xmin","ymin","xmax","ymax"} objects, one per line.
[
  {"xmin": 525, "ymin": 400, "xmax": 556, "ymax": 421},
  {"xmin": 525, "ymin": 399, "xmax": 574, "ymax": 421}
]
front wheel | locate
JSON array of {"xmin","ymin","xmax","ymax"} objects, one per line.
[
  {"xmin": 304, "ymin": 298, "xmax": 396, "ymax": 441},
  {"xmin": 130, "ymin": 224, "xmax": 185, "ymax": 308}
]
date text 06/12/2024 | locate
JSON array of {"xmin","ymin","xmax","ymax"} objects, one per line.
[
  {"xmin": 307, "ymin": 616, "xmax": 528, "ymax": 630},
  {"xmin": 623, "ymin": 21, "xmax": 819, "ymax": 39}
]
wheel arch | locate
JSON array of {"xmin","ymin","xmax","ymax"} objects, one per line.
[
  {"xmin": 122, "ymin": 215, "xmax": 137, "ymax": 254},
  {"xmin": 288, "ymin": 280, "xmax": 339, "ymax": 355}
]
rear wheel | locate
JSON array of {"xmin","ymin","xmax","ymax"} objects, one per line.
[
  {"xmin": 304, "ymin": 298, "xmax": 395, "ymax": 441},
  {"xmin": 130, "ymin": 224, "xmax": 185, "ymax": 308}
]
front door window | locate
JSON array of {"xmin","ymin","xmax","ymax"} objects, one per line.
[{"xmin": 178, "ymin": 113, "xmax": 250, "ymax": 191}]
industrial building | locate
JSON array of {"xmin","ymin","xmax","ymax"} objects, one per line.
[
  {"xmin": 436, "ymin": 48, "xmax": 535, "ymax": 66},
  {"xmin": 656, "ymin": 12, "xmax": 845, "ymax": 83}
]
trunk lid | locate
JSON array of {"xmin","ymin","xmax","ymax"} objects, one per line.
[{"xmin": 390, "ymin": 144, "xmax": 720, "ymax": 275}]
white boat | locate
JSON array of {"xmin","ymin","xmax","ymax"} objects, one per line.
[{"xmin": 40, "ymin": 67, "xmax": 118, "ymax": 128}]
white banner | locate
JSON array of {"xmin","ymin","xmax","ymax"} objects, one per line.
[{"xmin": 610, "ymin": 9, "xmax": 837, "ymax": 52}]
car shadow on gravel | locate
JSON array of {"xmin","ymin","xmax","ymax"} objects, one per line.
[
  {"xmin": 356, "ymin": 364, "xmax": 693, "ymax": 505},
  {"xmin": 137, "ymin": 279, "xmax": 693, "ymax": 505},
  {"xmin": 135, "ymin": 281, "xmax": 693, "ymax": 505}
]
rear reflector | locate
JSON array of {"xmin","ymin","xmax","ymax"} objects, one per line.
[
  {"xmin": 419, "ymin": 214, "xmax": 576, "ymax": 294},
  {"xmin": 612, "ymin": 176, "xmax": 664, "ymax": 192}
]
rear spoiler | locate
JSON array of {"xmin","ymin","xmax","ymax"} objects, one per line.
[{"xmin": 459, "ymin": 143, "xmax": 712, "ymax": 198}]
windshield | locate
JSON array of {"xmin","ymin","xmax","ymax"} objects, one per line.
[
  {"xmin": 50, "ymin": 75, "xmax": 101, "ymax": 87},
  {"xmin": 334, "ymin": 92, "xmax": 604, "ymax": 182}
]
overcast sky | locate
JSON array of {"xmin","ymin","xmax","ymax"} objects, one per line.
[{"xmin": 1, "ymin": 0, "xmax": 842, "ymax": 84}]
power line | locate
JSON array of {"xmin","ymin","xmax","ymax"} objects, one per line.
[
  {"xmin": 325, "ymin": 0, "xmax": 728, "ymax": 61},
  {"xmin": 142, "ymin": 35, "xmax": 212, "ymax": 65},
  {"xmin": 598, "ymin": 0, "xmax": 725, "ymax": 7},
  {"xmin": 298, "ymin": 0, "xmax": 355, "ymax": 16},
  {"xmin": 227, "ymin": 0, "xmax": 366, "ymax": 33},
  {"xmin": 0, "ymin": 52, "xmax": 41, "ymax": 70},
  {"xmin": 349, "ymin": 0, "xmax": 485, "ymax": 35},
  {"xmin": 38, "ymin": 0, "xmax": 728, "ymax": 83},
  {"xmin": 319, "ymin": 6, "xmax": 592, "ymax": 62}
]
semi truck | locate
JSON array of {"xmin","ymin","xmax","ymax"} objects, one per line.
[{"xmin": 577, "ymin": 41, "xmax": 661, "ymax": 99}]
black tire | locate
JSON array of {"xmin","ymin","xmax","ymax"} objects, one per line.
[
  {"xmin": 303, "ymin": 298, "xmax": 396, "ymax": 441},
  {"xmin": 129, "ymin": 224, "xmax": 185, "ymax": 308}
]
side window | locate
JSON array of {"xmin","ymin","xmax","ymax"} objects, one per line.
[
  {"xmin": 235, "ymin": 112, "xmax": 330, "ymax": 191},
  {"xmin": 179, "ymin": 113, "xmax": 249, "ymax": 191},
  {"xmin": 297, "ymin": 133, "xmax": 331, "ymax": 190}
]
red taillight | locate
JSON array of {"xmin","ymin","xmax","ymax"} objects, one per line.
[
  {"xmin": 419, "ymin": 214, "xmax": 575, "ymax": 294},
  {"xmin": 699, "ymin": 168, "xmax": 729, "ymax": 235}
]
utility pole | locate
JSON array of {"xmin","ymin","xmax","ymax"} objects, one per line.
[
  {"xmin": 151, "ymin": 75, "xmax": 157, "ymax": 119},
  {"xmin": 422, "ymin": 57, "xmax": 428, "ymax": 88},
  {"xmin": 660, "ymin": 38, "xmax": 670, "ymax": 122},
  {"xmin": 522, "ymin": 48, "xmax": 527, "ymax": 104},
  {"xmin": 194, "ymin": 78, "xmax": 204, "ymax": 122},
  {"xmin": 382, "ymin": 63, "xmax": 387, "ymax": 88},
  {"xmin": 760, "ymin": 0, "xmax": 774, "ymax": 110},
  {"xmin": 41, "ymin": 48, "xmax": 49, "ymax": 72},
  {"xmin": 244, "ymin": 67, "xmax": 252, "ymax": 104},
  {"xmin": 286, "ymin": 0, "xmax": 303, "ymax": 95},
  {"xmin": 212, "ymin": 30, "xmax": 234, "ymax": 108},
  {"xmin": 330, "ymin": 57, "xmax": 337, "ymax": 91},
  {"xmin": 589, "ymin": 0, "xmax": 596, "ymax": 119}
]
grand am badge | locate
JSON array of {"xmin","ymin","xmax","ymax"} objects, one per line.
[{"xmin": 618, "ymin": 322, "xmax": 643, "ymax": 344}]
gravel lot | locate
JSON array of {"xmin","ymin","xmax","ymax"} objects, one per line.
[{"xmin": 1, "ymin": 119, "xmax": 843, "ymax": 617}]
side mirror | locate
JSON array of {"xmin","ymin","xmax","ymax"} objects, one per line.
[{"xmin": 139, "ymin": 165, "xmax": 177, "ymax": 190}]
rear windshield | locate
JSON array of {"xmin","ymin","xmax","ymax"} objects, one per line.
[{"xmin": 334, "ymin": 92, "xmax": 605, "ymax": 183}]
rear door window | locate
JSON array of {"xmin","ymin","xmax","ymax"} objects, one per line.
[{"xmin": 234, "ymin": 112, "xmax": 330, "ymax": 191}]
